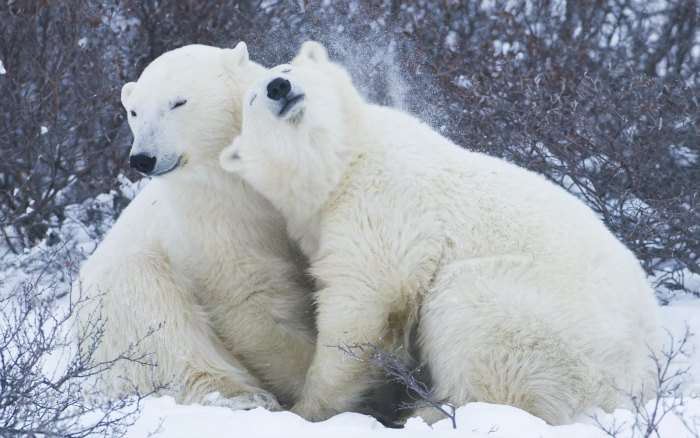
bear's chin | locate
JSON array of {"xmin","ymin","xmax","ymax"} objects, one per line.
[
  {"xmin": 151, "ymin": 155, "xmax": 185, "ymax": 177},
  {"xmin": 284, "ymin": 107, "xmax": 305, "ymax": 125}
]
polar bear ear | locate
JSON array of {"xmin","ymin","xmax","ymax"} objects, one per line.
[
  {"xmin": 121, "ymin": 82, "xmax": 136, "ymax": 107},
  {"xmin": 219, "ymin": 137, "xmax": 245, "ymax": 174},
  {"xmin": 295, "ymin": 41, "xmax": 329, "ymax": 64},
  {"xmin": 223, "ymin": 41, "xmax": 250, "ymax": 72}
]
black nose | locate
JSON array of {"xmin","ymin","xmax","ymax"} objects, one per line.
[
  {"xmin": 266, "ymin": 78, "xmax": 291, "ymax": 101},
  {"xmin": 129, "ymin": 153, "xmax": 157, "ymax": 174}
]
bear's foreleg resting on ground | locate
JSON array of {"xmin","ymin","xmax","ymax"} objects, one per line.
[
  {"xmin": 291, "ymin": 283, "xmax": 397, "ymax": 421},
  {"xmin": 221, "ymin": 286, "xmax": 315, "ymax": 406}
]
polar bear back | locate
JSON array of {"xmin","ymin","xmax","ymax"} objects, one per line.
[{"xmin": 327, "ymin": 103, "xmax": 655, "ymax": 314}]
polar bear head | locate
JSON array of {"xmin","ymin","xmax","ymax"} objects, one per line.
[
  {"xmin": 220, "ymin": 42, "xmax": 366, "ymax": 221},
  {"xmin": 121, "ymin": 42, "xmax": 264, "ymax": 180}
]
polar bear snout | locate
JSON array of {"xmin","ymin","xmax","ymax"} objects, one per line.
[
  {"xmin": 130, "ymin": 152, "xmax": 181, "ymax": 176},
  {"xmin": 263, "ymin": 77, "xmax": 306, "ymax": 120},
  {"xmin": 267, "ymin": 78, "xmax": 291, "ymax": 101},
  {"xmin": 129, "ymin": 153, "xmax": 157, "ymax": 174}
]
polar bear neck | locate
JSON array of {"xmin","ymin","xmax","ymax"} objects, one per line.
[
  {"xmin": 270, "ymin": 137, "xmax": 353, "ymax": 243},
  {"xmin": 266, "ymin": 109, "xmax": 370, "ymax": 258},
  {"xmin": 165, "ymin": 163, "xmax": 244, "ymax": 198},
  {"xmin": 280, "ymin": 149, "xmax": 365, "ymax": 258},
  {"xmin": 167, "ymin": 154, "xmax": 237, "ymax": 187}
]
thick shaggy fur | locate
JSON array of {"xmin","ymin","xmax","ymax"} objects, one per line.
[
  {"xmin": 77, "ymin": 43, "xmax": 315, "ymax": 409},
  {"xmin": 220, "ymin": 42, "xmax": 662, "ymax": 424}
]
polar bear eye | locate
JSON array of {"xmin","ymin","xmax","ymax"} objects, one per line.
[
  {"xmin": 171, "ymin": 99, "xmax": 187, "ymax": 110},
  {"xmin": 130, "ymin": 110, "xmax": 137, "ymax": 117}
]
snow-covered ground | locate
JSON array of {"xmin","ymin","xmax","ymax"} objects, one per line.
[
  {"xmin": 125, "ymin": 391, "xmax": 700, "ymax": 438},
  {"xmin": 2, "ymin": 179, "xmax": 699, "ymax": 438},
  {"xmin": 125, "ymin": 399, "xmax": 635, "ymax": 438}
]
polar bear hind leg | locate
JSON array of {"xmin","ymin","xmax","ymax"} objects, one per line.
[
  {"xmin": 78, "ymin": 250, "xmax": 278, "ymax": 409},
  {"xmin": 416, "ymin": 257, "xmax": 601, "ymax": 425}
]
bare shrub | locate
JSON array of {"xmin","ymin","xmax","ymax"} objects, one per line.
[
  {"xmin": 339, "ymin": 343, "xmax": 457, "ymax": 429},
  {"xmin": 0, "ymin": 1, "xmax": 136, "ymax": 251},
  {"xmin": 0, "ymin": 272, "xmax": 160, "ymax": 437},
  {"xmin": 594, "ymin": 327, "xmax": 699, "ymax": 438}
]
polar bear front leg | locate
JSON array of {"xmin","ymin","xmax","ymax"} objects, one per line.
[{"xmin": 291, "ymin": 284, "xmax": 397, "ymax": 421}]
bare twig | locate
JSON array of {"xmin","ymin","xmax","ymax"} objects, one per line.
[{"xmin": 338, "ymin": 343, "xmax": 457, "ymax": 429}]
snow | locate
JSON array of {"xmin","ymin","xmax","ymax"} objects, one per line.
[
  {"xmin": 669, "ymin": 144, "xmax": 699, "ymax": 167},
  {"xmin": 2, "ymin": 178, "xmax": 700, "ymax": 438},
  {"xmin": 123, "ymin": 391, "xmax": 700, "ymax": 437},
  {"xmin": 454, "ymin": 75, "xmax": 472, "ymax": 89},
  {"xmin": 445, "ymin": 31, "xmax": 459, "ymax": 52},
  {"xmin": 0, "ymin": 59, "xmax": 6, "ymax": 75},
  {"xmin": 102, "ymin": 8, "xmax": 140, "ymax": 34},
  {"xmin": 41, "ymin": 125, "xmax": 49, "ymax": 135},
  {"xmin": 125, "ymin": 399, "xmax": 614, "ymax": 438}
]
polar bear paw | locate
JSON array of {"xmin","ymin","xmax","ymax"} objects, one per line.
[
  {"xmin": 291, "ymin": 398, "xmax": 336, "ymax": 422},
  {"xmin": 202, "ymin": 391, "xmax": 282, "ymax": 412}
]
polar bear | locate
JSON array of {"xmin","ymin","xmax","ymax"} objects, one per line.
[
  {"xmin": 77, "ymin": 43, "xmax": 315, "ymax": 410},
  {"xmin": 219, "ymin": 41, "xmax": 662, "ymax": 424}
]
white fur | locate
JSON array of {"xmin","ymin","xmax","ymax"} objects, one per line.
[
  {"xmin": 77, "ymin": 43, "xmax": 315, "ymax": 409},
  {"xmin": 220, "ymin": 41, "xmax": 662, "ymax": 425}
]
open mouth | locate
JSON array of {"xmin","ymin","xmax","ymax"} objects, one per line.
[
  {"xmin": 151, "ymin": 156, "xmax": 182, "ymax": 177},
  {"xmin": 278, "ymin": 94, "xmax": 305, "ymax": 117}
]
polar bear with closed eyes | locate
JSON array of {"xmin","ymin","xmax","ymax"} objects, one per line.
[
  {"xmin": 220, "ymin": 41, "xmax": 662, "ymax": 424},
  {"xmin": 77, "ymin": 43, "xmax": 315, "ymax": 410}
]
